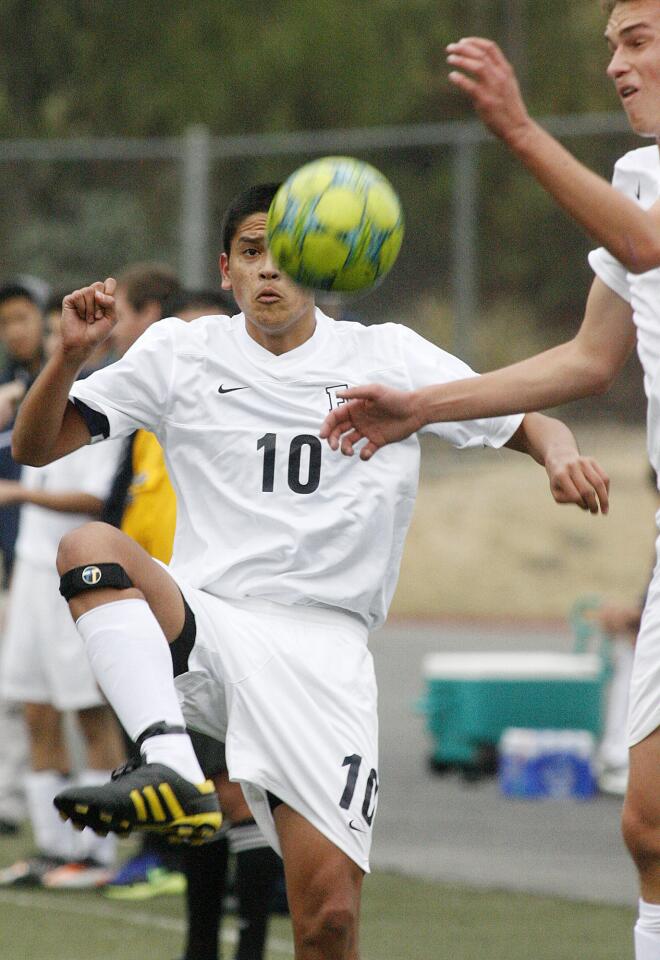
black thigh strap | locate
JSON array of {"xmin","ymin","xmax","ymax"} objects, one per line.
[{"xmin": 59, "ymin": 563, "xmax": 134, "ymax": 601}]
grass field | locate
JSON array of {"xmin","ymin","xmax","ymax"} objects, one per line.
[{"xmin": 0, "ymin": 831, "xmax": 636, "ymax": 960}]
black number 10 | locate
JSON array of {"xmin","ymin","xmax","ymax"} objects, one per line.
[
  {"xmin": 339, "ymin": 754, "xmax": 379, "ymax": 826},
  {"xmin": 257, "ymin": 433, "xmax": 322, "ymax": 494}
]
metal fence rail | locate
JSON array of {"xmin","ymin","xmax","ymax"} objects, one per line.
[{"xmin": 0, "ymin": 112, "xmax": 635, "ymax": 362}]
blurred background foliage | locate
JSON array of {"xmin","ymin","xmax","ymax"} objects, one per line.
[{"xmin": 0, "ymin": 0, "xmax": 647, "ymax": 418}]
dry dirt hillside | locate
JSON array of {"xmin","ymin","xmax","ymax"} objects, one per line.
[{"xmin": 391, "ymin": 422, "xmax": 657, "ymax": 621}]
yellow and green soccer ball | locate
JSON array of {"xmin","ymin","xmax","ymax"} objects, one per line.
[{"xmin": 266, "ymin": 156, "xmax": 404, "ymax": 293}]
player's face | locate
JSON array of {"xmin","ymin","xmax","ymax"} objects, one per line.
[
  {"xmin": 220, "ymin": 212, "xmax": 316, "ymax": 354},
  {"xmin": 0, "ymin": 296, "xmax": 43, "ymax": 364},
  {"xmin": 606, "ymin": 0, "xmax": 660, "ymax": 137}
]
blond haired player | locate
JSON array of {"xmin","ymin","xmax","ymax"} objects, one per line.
[{"xmin": 320, "ymin": 4, "xmax": 660, "ymax": 956}]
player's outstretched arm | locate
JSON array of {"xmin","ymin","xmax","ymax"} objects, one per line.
[
  {"xmin": 504, "ymin": 413, "xmax": 610, "ymax": 515},
  {"xmin": 12, "ymin": 279, "xmax": 117, "ymax": 467},
  {"xmin": 446, "ymin": 37, "xmax": 660, "ymax": 273},
  {"xmin": 321, "ymin": 278, "xmax": 635, "ymax": 460}
]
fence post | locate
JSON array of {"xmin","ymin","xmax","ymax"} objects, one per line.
[
  {"xmin": 451, "ymin": 136, "xmax": 479, "ymax": 365},
  {"xmin": 181, "ymin": 125, "xmax": 212, "ymax": 287}
]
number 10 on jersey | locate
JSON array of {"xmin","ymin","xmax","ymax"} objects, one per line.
[{"xmin": 257, "ymin": 433, "xmax": 323, "ymax": 495}]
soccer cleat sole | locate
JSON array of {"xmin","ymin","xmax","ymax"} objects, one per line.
[{"xmin": 55, "ymin": 799, "xmax": 221, "ymax": 843}]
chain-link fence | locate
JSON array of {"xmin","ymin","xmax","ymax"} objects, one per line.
[{"xmin": 0, "ymin": 114, "xmax": 644, "ymax": 417}]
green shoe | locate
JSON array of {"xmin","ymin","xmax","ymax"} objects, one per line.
[{"xmin": 103, "ymin": 866, "xmax": 186, "ymax": 900}]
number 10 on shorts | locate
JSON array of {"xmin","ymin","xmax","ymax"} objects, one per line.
[{"xmin": 339, "ymin": 754, "xmax": 378, "ymax": 826}]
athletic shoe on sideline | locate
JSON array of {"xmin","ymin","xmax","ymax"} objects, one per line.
[
  {"xmin": 103, "ymin": 865, "xmax": 186, "ymax": 900},
  {"xmin": 103, "ymin": 850, "xmax": 164, "ymax": 887},
  {"xmin": 54, "ymin": 760, "xmax": 222, "ymax": 844},
  {"xmin": 42, "ymin": 858, "xmax": 114, "ymax": 890},
  {"xmin": 0, "ymin": 855, "xmax": 66, "ymax": 887}
]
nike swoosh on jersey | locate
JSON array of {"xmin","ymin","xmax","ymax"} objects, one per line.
[
  {"xmin": 218, "ymin": 384, "xmax": 249, "ymax": 394},
  {"xmin": 636, "ymin": 181, "xmax": 642, "ymax": 200},
  {"xmin": 348, "ymin": 820, "xmax": 366, "ymax": 833}
]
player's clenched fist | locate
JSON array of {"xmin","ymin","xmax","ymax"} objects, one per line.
[{"xmin": 61, "ymin": 278, "xmax": 117, "ymax": 358}]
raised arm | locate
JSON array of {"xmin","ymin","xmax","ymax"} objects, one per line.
[
  {"xmin": 12, "ymin": 279, "xmax": 117, "ymax": 466},
  {"xmin": 320, "ymin": 277, "xmax": 636, "ymax": 458},
  {"xmin": 445, "ymin": 37, "xmax": 660, "ymax": 273}
]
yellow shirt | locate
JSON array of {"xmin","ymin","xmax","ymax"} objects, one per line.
[{"xmin": 120, "ymin": 430, "xmax": 176, "ymax": 563}]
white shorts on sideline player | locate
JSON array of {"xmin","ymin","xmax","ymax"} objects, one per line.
[
  {"xmin": 172, "ymin": 584, "xmax": 378, "ymax": 872},
  {"xmin": 628, "ymin": 513, "xmax": 660, "ymax": 747},
  {"xmin": 0, "ymin": 559, "xmax": 104, "ymax": 711}
]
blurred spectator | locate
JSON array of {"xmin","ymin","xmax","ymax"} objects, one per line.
[
  {"xmin": 596, "ymin": 600, "xmax": 639, "ymax": 796},
  {"xmin": 0, "ymin": 279, "xmax": 47, "ymax": 586},
  {"xmin": 0, "ymin": 306, "xmax": 125, "ymax": 889},
  {"xmin": 0, "ymin": 277, "xmax": 47, "ymax": 835}
]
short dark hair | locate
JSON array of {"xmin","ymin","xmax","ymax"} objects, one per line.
[
  {"xmin": 116, "ymin": 262, "xmax": 181, "ymax": 312},
  {"xmin": 163, "ymin": 288, "xmax": 233, "ymax": 318},
  {"xmin": 221, "ymin": 183, "xmax": 281, "ymax": 256},
  {"xmin": 0, "ymin": 283, "xmax": 43, "ymax": 311}
]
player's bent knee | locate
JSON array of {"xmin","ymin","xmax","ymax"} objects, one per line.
[{"xmin": 56, "ymin": 521, "xmax": 120, "ymax": 573}]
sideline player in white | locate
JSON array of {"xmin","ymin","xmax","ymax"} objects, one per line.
[
  {"xmin": 13, "ymin": 184, "xmax": 609, "ymax": 960},
  {"xmin": 0, "ymin": 310, "xmax": 125, "ymax": 888},
  {"xmin": 320, "ymin": 4, "xmax": 660, "ymax": 956}
]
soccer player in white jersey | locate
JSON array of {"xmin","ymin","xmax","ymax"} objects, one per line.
[
  {"xmin": 320, "ymin": 4, "xmax": 660, "ymax": 956},
  {"xmin": 12, "ymin": 185, "xmax": 609, "ymax": 960}
]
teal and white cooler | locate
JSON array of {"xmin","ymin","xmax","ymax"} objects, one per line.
[{"xmin": 418, "ymin": 650, "xmax": 608, "ymax": 774}]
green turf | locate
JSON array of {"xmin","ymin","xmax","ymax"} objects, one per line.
[{"xmin": 0, "ymin": 831, "xmax": 635, "ymax": 959}]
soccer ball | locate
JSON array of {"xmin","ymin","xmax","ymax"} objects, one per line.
[{"xmin": 266, "ymin": 156, "xmax": 404, "ymax": 293}]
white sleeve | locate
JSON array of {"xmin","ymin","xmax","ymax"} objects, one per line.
[
  {"xmin": 588, "ymin": 247, "xmax": 632, "ymax": 303},
  {"xmin": 396, "ymin": 325, "xmax": 523, "ymax": 449},
  {"xmin": 69, "ymin": 318, "xmax": 178, "ymax": 440}
]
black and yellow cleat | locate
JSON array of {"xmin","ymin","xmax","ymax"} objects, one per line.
[{"xmin": 53, "ymin": 762, "xmax": 222, "ymax": 845}]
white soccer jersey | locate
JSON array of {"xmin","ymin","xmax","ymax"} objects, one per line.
[
  {"xmin": 69, "ymin": 311, "xmax": 522, "ymax": 629},
  {"xmin": 15, "ymin": 439, "xmax": 123, "ymax": 567},
  {"xmin": 588, "ymin": 146, "xmax": 660, "ymax": 473}
]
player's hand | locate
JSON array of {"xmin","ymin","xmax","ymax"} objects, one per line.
[
  {"xmin": 544, "ymin": 450, "xmax": 610, "ymax": 515},
  {"xmin": 60, "ymin": 278, "xmax": 117, "ymax": 360},
  {"xmin": 446, "ymin": 37, "xmax": 531, "ymax": 146},
  {"xmin": 319, "ymin": 384, "xmax": 423, "ymax": 460}
]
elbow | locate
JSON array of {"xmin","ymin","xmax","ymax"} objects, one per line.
[
  {"xmin": 620, "ymin": 237, "xmax": 660, "ymax": 275},
  {"xmin": 586, "ymin": 365, "xmax": 616, "ymax": 396},
  {"xmin": 11, "ymin": 437, "xmax": 47, "ymax": 467}
]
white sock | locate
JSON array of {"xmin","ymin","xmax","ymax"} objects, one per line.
[
  {"xmin": 25, "ymin": 770, "xmax": 76, "ymax": 860},
  {"xmin": 75, "ymin": 599, "xmax": 203, "ymax": 783},
  {"xmin": 635, "ymin": 899, "xmax": 660, "ymax": 959},
  {"xmin": 70, "ymin": 770, "xmax": 117, "ymax": 866}
]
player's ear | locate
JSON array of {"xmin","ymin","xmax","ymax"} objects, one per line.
[{"xmin": 219, "ymin": 253, "xmax": 232, "ymax": 291}]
